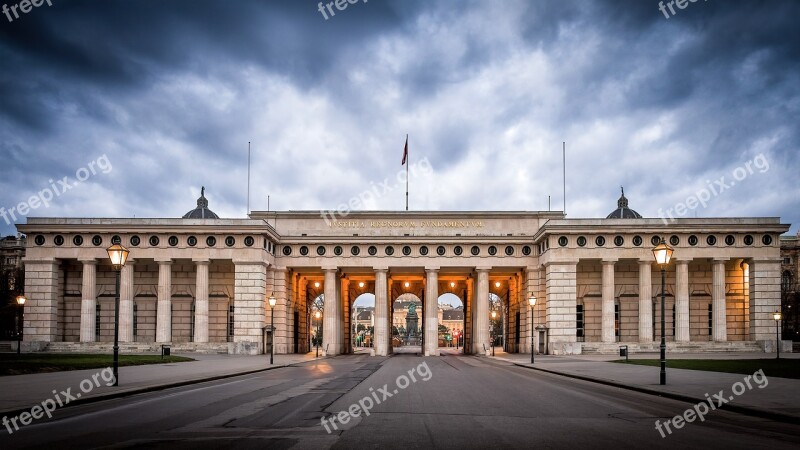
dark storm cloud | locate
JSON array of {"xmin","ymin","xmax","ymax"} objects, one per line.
[{"xmin": 0, "ymin": 0, "xmax": 798, "ymax": 236}]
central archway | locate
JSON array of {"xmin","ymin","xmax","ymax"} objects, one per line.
[{"xmin": 392, "ymin": 293, "xmax": 423, "ymax": 353}]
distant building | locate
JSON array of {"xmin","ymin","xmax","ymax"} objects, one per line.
[
  {"xmin": 780, "ymin": 231, "xmax": 799, "ymax": 341},
  {"xmin": 0, "ymin": 234, "xmax": 25, "ymax": 274},
  {"xmin": 1, "ymin": 233, "xmax": 26, "ymax": 338}
]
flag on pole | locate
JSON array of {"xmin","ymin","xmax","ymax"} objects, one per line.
[{"xmin": 401, "ymin": 135, "xmax": 408, "ymax": 165}]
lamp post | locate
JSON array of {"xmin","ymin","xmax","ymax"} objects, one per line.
[
  {"xmin": 106, "ymin": 244, "xmax": 130, "ymax": 387},
  {"xmin": 268, "ymin": 293, "xmax": 277, "ymax": 364},
  {"xmin": 15, "ymin": 295, "xmax": 26, "ymax": 355},
  {"xmin": 529, "ymin": 294, "xmax": 536, "ymax": 364},
  {"xmin": 315, "ymin": 310, "xmax": 321, "ymax": 357},
  {"xmin": 652, "ymin": 238, "xmax": 674, "ymax": 386},
  {"xmin": 490, "ymin": 310, "xmax": 497, "ymax": 356},
  {"xmin": 773, "ymin": 310, "xmax": 782, "ymax": 360}
]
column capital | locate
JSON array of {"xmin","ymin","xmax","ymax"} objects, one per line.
[
  {"xmin": 78, "ymin": 258, "xmax": 97, "ymax": 265},
  {"xmin": 154, "ymin": 258, "xmax": 173, "ymax": 265},
  {"xmin": 543, "ymin": 259, "xmax": 579, "ymax": 267},
  {"xmin": 674, "ymin": 257, "xmax": 692, "ymax": 264},
  {"xmin": 711, "ymin": 257, "xmax": 730, "ymax": 263},
  {"xmin": 638, "ymin": 259, "xmax": 653, "ymax": 265},
  {"xmin": 21, "ymin": 257, "xmax": 58, "ymax": 265},
  {"xmin": 601, "ymin": 259, "xmax": 618, "ymax": 265},
  {"xmin": 475, "ymin": 266, "xmax": 492, "ymax": 273},
  {"xmin": 321, "ymin": 266, "xmax": 339, "ymax": 273},
  {"xmin": 193, "ymin": 259, "xmax": 210, "ymax": 265},
  {"xmin": 373, "ymin": 266, "xmax": 389, "ymax": 273},
  {"xmin": 232, "ymin": 259, "xmax": 268, "ymax": 267},
  {"xmin": 749, "ymin": 258, "xmax": 782, "ymax": 265},
  {"xmin": 424, "ymin": 267, "xmax": 440, "ymax": 273}
]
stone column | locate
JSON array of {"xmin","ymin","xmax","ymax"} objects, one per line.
[
  {"xmin": 156, "ymin": 260, "xmax": 172, "ymax": 343},
  {"xmin": 424, "ymin": 268, "xmax": 439, "ymax": 356},
  {"xmin": 712, "ymin": 258, "xmax": 728, "ymax": 342},
  {"xmin": 22, "ymin": 258, "xmax": 59, "ymax": 343},
  {"xmin": 473, "ymin": 268, "xmax": 490, "ymax": 355},
  {"xmin": 675, "ymin": 259, "xmax": 690, "ymax": 342},
  {"xmin": 232, "ymin": 262, "xmax": 266, "ymax": 354},
  {"xmin": 545, "ymin": 261, "xmax": 579, "ymax": 355},
  {"xmin": 748, "ymin": 259, "xmax": 782, "ymax": 347},
  {"xmin": 525, "ymin": 267, "xmax": 539, "ymax": 354},
  {"xmin": 273, "ymin": 267, "xmax": 289, "ymax": 354},
  {"xmin": 373, "ymin": 268, "xmax": 388, "ymax": 356},
  {"xmin": 322, "ymin": 268, "xmax": 341, "ymax": 356},
  {"xmin": 119, "ymin": 259, "xmax": 136, "ymax": 343},
  {"xmin": 601, "ymin": 259, "xmax": 616, "ymax": 343},
  {"xmin": 79, "ymin": 259, "xmax": 97, "ymax": 343},
  {"xmin": 193, "ymin": 260, "xmax": 210, "ymax": 343},
  {"xmin": 638, "ymin": 260, "xmax": 653, "ymax": 343}
]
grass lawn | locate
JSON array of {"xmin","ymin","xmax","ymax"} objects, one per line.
[
  {"xmin": 614, "ymin": 358, "xmax": 800, "ymax": 379},
  {"xmin": 0, "ymin": 353, "xmax": 195, "ymax": 376}
]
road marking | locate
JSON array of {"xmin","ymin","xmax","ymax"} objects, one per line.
[{"xmin": 177, "ymin": 376, "xmax": 335, "ymax": 431}]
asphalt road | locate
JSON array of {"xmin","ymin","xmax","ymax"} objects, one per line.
[{"xmin": 0, "ymin": 355, "xmax": 798, "ymax": 449}]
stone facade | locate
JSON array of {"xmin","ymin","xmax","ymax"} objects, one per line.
[{"xmin": 16, "ymin": 212, "xmax": 790, "ymax": 356}]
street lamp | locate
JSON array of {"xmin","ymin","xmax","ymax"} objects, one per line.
[
  {"xmin": 490, "ymin": 310, "xmax": 497, "ymax": 356},
  {"xmin": 528, "ymin": 294, "xmax": 536, "ymax": 364},
  {"xmin": 315, "ymin": 310, "xmax": 321, "ymax": 357},
  {"xmin": 773, "ymin": 310, "xmax": 782, "ymax": 360},
  {"xmin": 106, "ymin": 243, "xmax": 130, "ymax": 386},
  {"xmin": 268, "ymin": 293, "xmax": 277, "ymax": 364},
  {"xmin": 15, "ymin": 295, "xmax": 26, "ymax": 355},
  {"xmin": 652, "ymin": 238, "xmax": 674, "ymax": 386}
]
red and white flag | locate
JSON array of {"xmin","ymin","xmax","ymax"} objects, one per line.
[{"xmin": 401, "ymin": 135, "xmax": 408, "ymax": 165}]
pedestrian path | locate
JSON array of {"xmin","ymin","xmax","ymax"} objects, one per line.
[
  {"xmin": 0, "ymin": 352, "xmax": 325, "ymax": 415},
  {"xmin": 491, "ymin": 351, "xmax": 800, "ymax": 421}
]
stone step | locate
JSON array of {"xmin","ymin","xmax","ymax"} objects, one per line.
[
  {"xmin": 581, "ymin": 341, "xmax": 763, "ymax": 355},
  {"xmin": 43, "ymin": 342, "xmax": 232, "ymax": 354},
  {"xmin": 0, "ymin": 342, "xmax": 13, "ymax": 353}
]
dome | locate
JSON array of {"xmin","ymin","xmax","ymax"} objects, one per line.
[
  {"xmin": 182, "ymin": 186, "xmax": 219, "ymax": 219},
  {"xmin": 606, "ymin": 187, "xmax": 642, "ymax": 219}
]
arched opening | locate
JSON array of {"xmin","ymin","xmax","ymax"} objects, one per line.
[
  {"xmin": 392, "ymin": 293, "xmax": 422, "ymax": 353},
  {"xmin": 309, "ymin": 294, "xmax": 324, "ymax": 356},
  {"xmin": 351, "ymin": 292, "xmax": 375, "ymax": 354},
  {"xmin": 438, "ymin": 293, "xmax": 464, "ymax": 354},
  {"xmin": 489, "ymin": 292, "xmax": 504, "ymax": 353}
]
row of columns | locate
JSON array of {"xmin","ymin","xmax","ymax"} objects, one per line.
[
  {"xmin": 78, "ymin": 258, "xmax": 212, "ymax": 344},
  {"xmin": 325, "ymin": 267, "xmax": 495, "ymax": 356},
  {"xmin": 599, "ymin": 258, "xmax": 729, "ymax": 343}
]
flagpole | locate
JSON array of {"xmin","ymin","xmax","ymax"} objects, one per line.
[
  {"xmin": 247, "ymin": 141, "xmax": 251, "ymax": 216},
  {"xmin": 405, "ymin": 134, "xmax": 409, "ymax": 211}
]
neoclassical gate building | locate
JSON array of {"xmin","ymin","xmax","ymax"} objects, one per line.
[{"xmin": 18, "ymin": 191, "xmax": 788, "ymax": 355}]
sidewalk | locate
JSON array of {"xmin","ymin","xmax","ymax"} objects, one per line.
[
  {"xmin": 491, "ymin": 351, "xmax": 800, "ymax": 422},
  {"xmin": 0, "ymin": 352, "xmax": 325, "ymax": 415}
]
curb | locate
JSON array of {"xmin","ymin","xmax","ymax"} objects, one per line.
[
  {"xmin": 0, "ymin": 356, "xmax": 330, "ymax": 419},
  {"xmin": 502, "ymin": 359, "xmax": 799, "ymax": 425}
]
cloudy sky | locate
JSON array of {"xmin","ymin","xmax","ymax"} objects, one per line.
[{"xmin": 1, "ymin": 0, "xmax": 798, "ymax": 237}]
